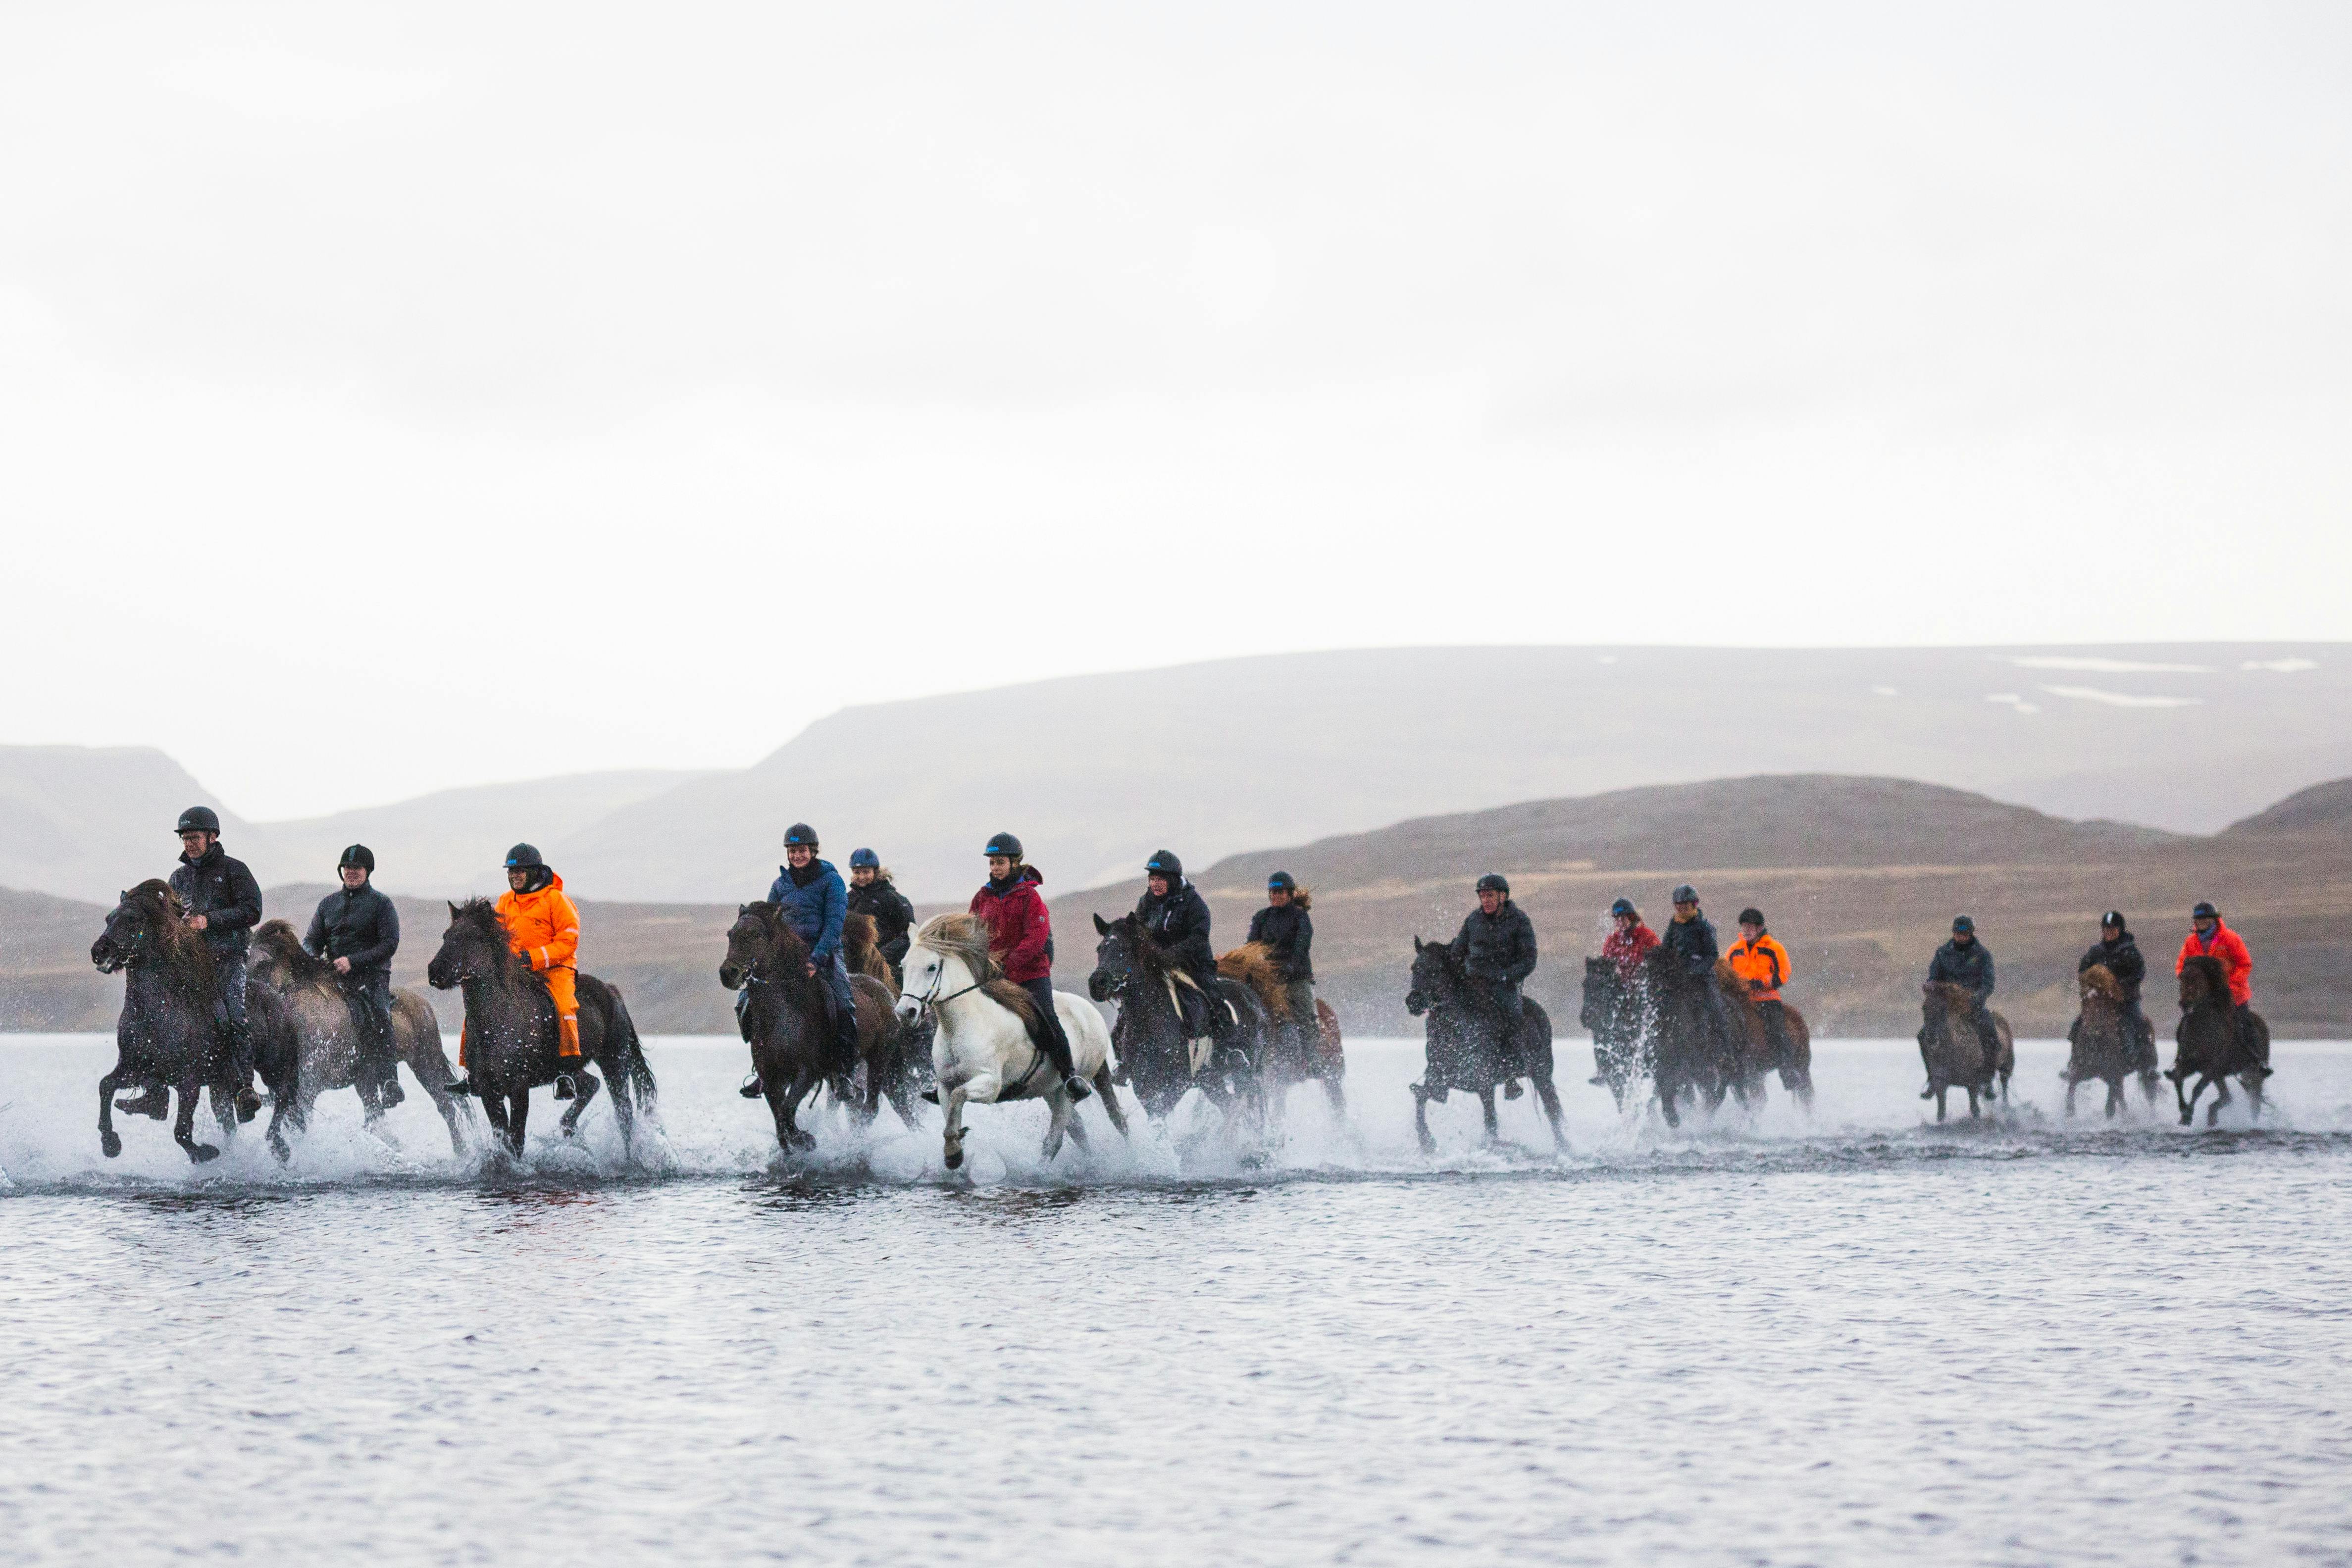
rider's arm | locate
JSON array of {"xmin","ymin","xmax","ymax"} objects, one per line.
[
  {"xmin": 810, "ymin": 873, "xmax": 846, "ymax": 963},
  {"xmin": 1005, "ymin": 887, "xmax": 1052, "ymax": 976},
  {"xmin": 531, "ymin": 892, "xmax": 581, "ymax": 970},
  {"xmin": 211, "ymin": 861, "xmax": 264, "ymax": 935},
  {"xmin": 1506, "ymin": 913, "xmax": 1537, "ymax": 985},
  {"xmin": 304, "ymin": 901, "xmax": 332, "ymax": 958}
]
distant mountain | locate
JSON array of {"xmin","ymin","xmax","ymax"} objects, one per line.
[
  {"xmin": 2223, "ymin": 778, "xmax": 2352, "ymax": 838},
  {"xmin": 551, "ymin": 644, "xmax": 2349, "ymax": 903},
  {"xmin": 0, "ymin": 746, "xmax": 256, "ymax": 904}
]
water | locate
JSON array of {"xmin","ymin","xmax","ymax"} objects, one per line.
[{"xmin": 2, "ymin": 1034, "xmax": 2349, "ymax": 1566}]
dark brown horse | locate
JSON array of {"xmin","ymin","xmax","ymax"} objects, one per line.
[
  {"xmin": 423, "ymin": 899, "xmax": 656, "ymax": 1159},
  {"xmin": 1403, "ymin": 935, "xmax": 1565, "ymax": 1154},
  {"xmin": 720, "ymin": 902, "xmax": 913, "ymax": 1154},
  {"xmin": 1712, "ymin": 958, "xmax": 1814, "ymax": 1110},
  {"xmin": 1920, "ymin": 981, "xmax": 2014, "ymax": 1121},
  {"xmin": 247, "ymin": 919, "xmax": 472, "ymax": 1154},
  {"xmin": 1642, "ymin": 946, "xmax": 1731, "ymax": 1128},
  {"xmin": 1218, "ymin": 940, "xmax": 1346, "ymax": 1122},
  {"xmin": 2167, "ymin": 955, "xmax": 2270, "ymax": 1127},
  {"xmin": 2064, "ymin": 963, "xmax": 2137, "ymax": 1119},
  {"xmin": 1089, "ymin": 911, "xmax": 1272, "ymax": 1133},
  {"xmin": 90, "ymin": 880, "xmax": 289, "ymax": 1163}
]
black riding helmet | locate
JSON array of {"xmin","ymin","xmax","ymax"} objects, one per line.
[
  {"xmin": 1671, "ymin": 883, "xmax": 1698, "ymax": 906},
  {"xmin": 2192, "ymin": 900, "xmax": 2218, "ymax": 920},
  {"xmin": 1475, "ymin": 873, "xmax": 1509, "ymax": 896},
  {"xmin": 1268, "ymin": 870, "xmax": 1297, "ymax": 893},
  {"xmin": 505, "ymin": 843, "xmax": 545, "ymax": 870},
  {"xmin": 783, "ymin": 823, "xmax": 818, "ymax": 849},
  {"xmin": 1737, "ymin": 907, "xmax": 1764, "ymax": 927},
  {"xmin": 339, "ymin": 844, "xmax": 375, "ymax": 873},
  {"xmin": 1146, "ymin": 850, "xmax": 1183, "ymax": 881},
  {"xmin": 2101, "ymin": 910, "xmax": 2127, "ymax": 931},
  {"xmin": 1951, "ymin": 914, "xmax": 1975, "ymax": 934},
  {"xmin": 176, "ymin": 806, "xmax": 221, "ymax": 836},
  {"xmin": 1610, "ymin": 897, "xmax": 1636, "ymax": 918},
  {"xmin": 984, "ymin": 831, "xmax": 1024, "ymax": 860}
]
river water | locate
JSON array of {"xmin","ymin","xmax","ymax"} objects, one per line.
[{"xmin": 1, "ymin": 1033, "xmax": 2348, "ymax": 1566}]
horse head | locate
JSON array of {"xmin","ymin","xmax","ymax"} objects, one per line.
[
  {"xmin": 719, "ymin": 901, "xmax": 781, "ymax": 991},
  {"xmin": 427, "ymin": 898, "xmax": 517, "ymax": 991},
  {"xmin": 2179, "ymin": 954, "xmax": 2229, "ymax": 1012},
  {"xmin": 91, "ymin": 880, "xmax": 200, "ymax": 982},
  {"xmin": 2080, "ymin": 963, "xmax": 2123, "ymax": 1006},
  {"xmin": 1088, "ymin": 911, "xmax": 1152, "ymax": 1004},
  {"xmin": 247, "ymin": 917, "xmax": 323, "ymax": 992},
  {"xmin": 897, "ymin": 913, "xmax": 994, "ymax": 1026},
  {"xmin": 1405, "ymin": 936, "xmax": 1458, "ymax": 1017}
]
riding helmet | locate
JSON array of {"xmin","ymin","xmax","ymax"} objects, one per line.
[
  {"xmin": 1268, "ymin": 871, "xmax": 1297, "ymax": 893},
  {"xmin": 1737, "ymin": 907, "xmax": 1764, "ymax": 927},
  {"xmin": 1951, "ymin": 914, "xmax": 1975, "ymax": 934},
  {"xmin": 783, "ymin": 823, "xmax": 819, "ymax": 849},
  {"xmin": 848, "ymin": 847, "xmax": 880, "ymax": 870},
  {"xmin": 505, "ymin": 843, "xmax": 545, "ymax": 870},
  {"xmin": 339, "ymin": 844, "xmax": 376, "ymax": 873},
  {"xmin": 175, "ymin": 806, "xmax": 221, "ymax": 836},
  {"xmin": 1146, "ymin": 850, "xmax": 1183, "ymax": 881},
  {"xmin": 1609, "ymin": 897, "xmax": 1636, "ymax": 918},
  {"xmin": 2101, "ymin": 910, "xmax": 2127, "ymax": 930},
  {"xmin": 2192, "ymin": 900, "xmax": 2218, "ymax": 920},
  {"xmin": 983, "ymin": 831, "xmax": 1024, "ymax": 860},
  {"xmin": 1475, "ymin": 873, "xmax": 1510, "ymax": 896},
  {"xmin": 1671, "ymin": 883, "xmax": 1698, "ymax": 905}
]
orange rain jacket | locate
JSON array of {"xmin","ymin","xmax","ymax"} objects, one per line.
[
  {"xmin": 497, "ymin": 874, "xmax": 580, "ymax": 1021},
  {"xmin": 1725, "ymin": 930, "xmax": 1793, "ymax": 1002}
]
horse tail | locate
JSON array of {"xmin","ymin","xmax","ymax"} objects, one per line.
[{"xmin": 607, "ymin": 988, "xmax": 658, "ymax": 1112}]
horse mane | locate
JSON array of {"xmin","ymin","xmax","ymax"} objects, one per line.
[
  {"xmin": 982, "ymin": 979, "xmax": 1041, "ymax": 1027},
  {"xmin": 124, "ymin": 878, "xmax": 216, "ymax": 990},
  {"xmin": 843, "ymin": 911, "xmax": 878, "ymax": 952},
  {"xmin": 1924, "ymin": 979, "xmax": 1979, "ymax": 1015},
  {"xmin": 252, "ymin": 917, "xmax": 336, "ymax": 983},
  {"xmin": 2180, "ymin": 953, "xmax": 2230, "ymax": 1006},
  {"xmin": 2080, "ymin": 963, "xmax": 2123, "ymax": 1003},
  {"xmin": 912, "ymin": 913, "xmax": 1003, "ymax": 984},
  {"xmin": 1104, "ymin": 911, "xmax": 1176, "ymax": 978},
  {"xmin": 1710, "ymin": 955, "xmax": 1748, "ymax": 998},
  {"xmin": 1218, "ymin": 941, "xmax": 1290, "ymax": 1019}
]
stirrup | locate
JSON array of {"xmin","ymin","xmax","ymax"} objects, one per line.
[
  {"xmin": 1503, "ymin": 1080, "xmax": 1525, "ymax": 1100},
  {"xmin": 920, "ymin": 1087, "xmax": 940, "ymax": 1104},
  {"xmin": 739, "ymin": 1072, "xmax": 765, "ymax": 1100},
  {"xmin": 234, "ymin": 1086, "xmax": 262, "ymax": 1123},
  {"xmin": 1063, "ymin": 1075, "xmax": 1093, "ymax": 1102},
  {"xmin": 444, "ymin": 1077, "xmax": 473, "ymax": 1098},
  {"xmin": 553, "ymin": 1071, "xmax": 579, "ymax": 1101}
]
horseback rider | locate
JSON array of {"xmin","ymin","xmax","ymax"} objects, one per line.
[
  {"xmin": 1589, "ymin": 896, "xmax": 1660, "ymax": 1086},
  {"xmin": 448, "ymin": 843, "xmax": 595, "ymax": 1102},
  {"xmin": 2074, "ymin": 910, "xmax": 2154, "ymax": 1072},
  {"xmin": 969, "ymin": 832, "xmax": 1089, "ymax": 1101},
  {"xmin": 1135, "ymin": 850, "xmax": 1227, "ymax": 1045},
  {"xmin": 303, "ymin": 844, "xmax": 404, "ymax": 1107},
  {"xmin": 845, "ymin": 848, "xmax": 917, "ymax": 981},
  {"xmin": 1454, "ymin": 873, "xmax": 1536, "ymax": 1090},
  {"xmin": 1247, "ymin": 871, "xmax": 1316, "ymax": 1058},
  {"xmin": 1726, "ymin": 908, "xmax": 1797, "ymax": 1072},
  {"xmin": 1920, "ymin": 914, "xmax": 1999, "ymax": 1099},
  {"xmin": 2176, "ymin": 900, "xmax": 2263, "ymax": 1066},
  {"xmin": 1660, "ymin": 884, "xmax": 1733, "ymax": 1057},
  {"xmin": 167, "ymin": 806, "xmax": 265, "ymax": 1122},
  {"xmin": 767, "ymin": 824, "xmax": 862, "ymax": 1064}
]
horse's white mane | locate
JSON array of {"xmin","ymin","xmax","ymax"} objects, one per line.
[{"xmin": 911, "ymin": 913, "xmax": 1001, "ymax": 983}]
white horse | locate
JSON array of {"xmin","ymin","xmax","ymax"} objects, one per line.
[{"xmin": 895, "ymin": 915, "xmax": 1127, "ymax": 1171}]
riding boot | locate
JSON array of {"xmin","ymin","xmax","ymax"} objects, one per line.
[
  {"xmin": 1020, "ymin": 976, "xmax": 1090, "ymax": 1101},
  {"xmin": 552, "ymin": 1014, "xmax": 584, "ymax": 1100}
]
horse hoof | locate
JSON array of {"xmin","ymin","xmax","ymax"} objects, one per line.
[
  {"xmin": 2180, "ymin": 1113, "xmax": 2194, "ymax": 1127},
  {"xmin": 100, "ymin": 1130, "xmax": 122, "ymax": 1159},
  {"xmin": 191, "ymin": 1144, "xmax": 221, "ymax": 1163},
  {"xmin": 944, "ymin": 1147, "xmax": 964, "ymax": 1171}
]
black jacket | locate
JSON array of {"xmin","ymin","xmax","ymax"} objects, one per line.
[
  {"xmin": 2077, "ymin": 931, "xmax": 2146, "ymax": 1006},
  {"xmin": 1456, "ymin": 900, "xmax": 1537, "ymax": 986},
  {"xmin": 1246, "ymin": 902, "xmax": 1314, "ymax": 982},
  {"xmin": 1928, "ymin": 937, "xmax": 1996, "ymax": 1002},
  {"xmin": 306, "ymin": 883, "xmax": 401, "ymax": 977},
  {"xmin": 1660, "ymin": 912, "xmax": 1719, "ymax": 979},
  {"xmin": 170, "ymin": 844, "xmax": 263, "ymax": 958},
  {"xmin": 847, "ymin": 876, "xmax": 917, "ymax": 965},
  {"xmin": 1135, "ymin": 880, "xmax": 1216, "ymax": 978}
]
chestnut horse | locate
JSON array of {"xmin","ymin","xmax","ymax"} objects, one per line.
[{"xmin": 2063, "ymin": 964, "xmax": 2136, "ymax": 1119}]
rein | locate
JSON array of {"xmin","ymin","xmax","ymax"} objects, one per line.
[{"xmin": 900, "ymin": 951, "xmax": 987, "ymax": 1017}]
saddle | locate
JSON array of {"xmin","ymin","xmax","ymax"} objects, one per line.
[{"xmin": 982, "ymin": 979, "xmax": 1058, "ymax": 1061}]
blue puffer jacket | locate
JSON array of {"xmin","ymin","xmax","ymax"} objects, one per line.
[{"xmin": 767, "ymin": 858, "xmax": 847, "ymax": 965}]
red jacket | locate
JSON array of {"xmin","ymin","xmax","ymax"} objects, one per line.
[
  {"xmin": 1602, "ymin": 922, "xmax": 1659, "ymax": 982},
  {"xmin": 2177, "ymin": 920, "xmax": 2253, "ymax": 1006},
  {"xmin": 970, "ymin": 869, "xmax": 1053, "ymax": 984}
]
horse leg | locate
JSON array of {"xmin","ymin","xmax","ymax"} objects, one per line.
[
  {"xmin": 1658, "ymin": 1068, "xmax": 1682, "ymax": 1129},
  {"xmin": 422, "ymin": 1078, "xmax": 468, "ymax": 1156},
  {"xmin": 264, "ymin": 1087, "xmax": 294, "ymax": 1162},
  {"xmin": 2182, "ymin": 1074, "xmax": 2209, "ymax": 1128},
  {"xmin": 506, "ymin": 1091, "xmax": 531, "ymax": 1157},
  {"xmin": 942, "ymin": 1082, "xmax": 973, "ymax": 1172},
  {"xmin": 2208, "ymin": 1077, "xmax": 2231, "ymax": 1128},
  {"xmin": 762, "ymin": 1075, "xmax": 803, "ymax": 1157},
  {"xmin": 1042, "ymin": 1092, "xmax": 1072, "ymax": 1162},
  {"xmin": 1413, "ymin": 1087, "xmax": 1436, "ymax": 1155},
  {"xmin": 778, "ymin": 1072, "xmax": 818, "ymax": 1153},
  {"xmin": 1092, "ymin": 1065, "xmax": 1132, "ymax": 1140},
  {"xmin": 1533, "ymin": 1074, "xmax": 1567, "ymax": 1152},
  {"xmin": 477, "ymin": 1090, "xmax": 513, "ymax": 1157},
  {"xmin": 97, "ymin": 1066, "xmax": 124, "ymax": 1159},
  {"xmin": 1934, "ymin": 1084, "xmax": 1949, "ymax": 1122},
  {"xmin": 2105, "ymin": 1078, "xmax": 2122, "ymax": 1119},
  {"xmin": 2065, "ymin": 1080, "xmax": 2078, "ymax": 1117},
  {"xmin": 1965, "ymin": 1085, "xmax": 1980, "ymax": 1119},
  {"xmin": 2244, "ymin": 1072, "xmax": 2264, "ymax": 1124},
  {"xmin": 175, "ymin": 1080, "xmax": 220, "ymax": 1163},
  {"xmin": 1478, "ymin": 1087, "xmax": 1500, "ymax": 1147},
  {"xmin": 559, "ymin": 1068, "xmax": 601, "ymax": 1139}
]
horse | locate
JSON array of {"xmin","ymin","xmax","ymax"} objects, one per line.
[
  {"xmin": 1089, "ymin": 912, "xmax": 1272, "ymax": 1131},
  {"xmin": 1403, "ymin": 936, "xmax": 1565, "ymax": 1154},
  {"xmin": 1712, "ymin": 958, "xmax": 1814, "ymax": 1110},
  {"xmin": 1580, "ymin": 956, "xmax": 1654, "ymax": 1112},
  {"xmin": 90, "ymin": 879, "xmax": 292, "ymax": 1163},
  {"xmin": 897, "ymin": 914, "xmax": 1126, "ymax": 1172},
  {"xmin": 1641, "ymin": 947, "xmax": 1732, "ymax": 1128},
  {"xmin": 1217, "ymin": 940, "xmax": 1346, "ymax": 1123},
  {"xmin": 1919, "ymin": 981, "xmax": 2014, "ymax": 1121},
  {"xmin": 246, "ymin": 919, "xmax": 472, "ymax": 1154},
  {"xmin": 2167, "ymin": 954, "xmax": 2270, "ymax": 1127},
  {"xmin": 719, "ymin": 902, "xmax": 915, "ymax": 1154},
  {"xmin": 423, "ymin": 899, "xmax": 657, "ymax": 1159},
  {"xmin": 2063, "ymin": 963, "xmax": 2137, "ymax": 1119}
]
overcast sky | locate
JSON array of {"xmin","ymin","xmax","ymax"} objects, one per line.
[{"xmin": 4, "ymin": 2, "xmax": 2348, "ymax": 819}]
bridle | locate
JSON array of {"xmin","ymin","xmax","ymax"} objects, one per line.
[{"xmin": 899, "ymin": 947, "xmax": 986, "ymax": 1017}]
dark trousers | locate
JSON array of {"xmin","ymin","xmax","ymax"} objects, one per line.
[
  {"xmin": 1469, "ymin": 977, "xmax": 1523, "ymax": 1069},
  {"xmin": 343, "ymin": 971, "xmax": 397, "ymax": 1089},
  {"xmin": 1018, "ymin": 976, "xmax": 1078, "ymax": 1079},
  {"xmin": 1757, "ymin": 999, "xmax": 1793, "ymax": 1067},
  {"xmin": 215, "ymin": 952, "xmax": 253, "ymax": 1083}
]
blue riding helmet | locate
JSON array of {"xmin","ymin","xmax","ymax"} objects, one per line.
[{"xmin": 849, "ymin": 848, "xmax": 880, "ymax": 870}]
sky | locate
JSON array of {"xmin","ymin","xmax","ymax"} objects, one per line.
[{"xmin": 3, "ymin": 2, "xmax": 2348, "ymax": 820}]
